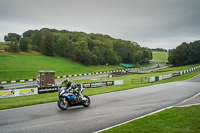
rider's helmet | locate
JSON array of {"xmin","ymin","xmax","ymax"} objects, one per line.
[{"xmin": 64, "ymin": 78, "xmax": 70, "ymax": 86}]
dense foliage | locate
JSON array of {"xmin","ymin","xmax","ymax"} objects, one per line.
[
  {"xmin": 151, "ymin": 48, "xmax": 167, "ymax": 52},
  {"xmin": 5, "ymin": 28, "xmax": 153, "ymax": 65},
  {"xmin": 4, "ymin": 33, "xmax": 21, "ymax": 42},
  {"xmin": 168, "ymin": 40, "xmax": 200, "ymax": 66},
  {"xmin": 4, "ymin": 33, "xmax": 21, "ymax": 52}
]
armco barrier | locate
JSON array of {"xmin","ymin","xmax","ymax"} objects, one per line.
[
  {"xmin": 149, "ymin": 65, "xmax": 200, "ymax": 83},
  {"xmin": 155, "ymin": 76, "xmax": 159, "ymax": 81},
  {"xmin": 159, "ymin": 76, "xmax": 163, "ymax": 80},
  {"xmin": 150, "ymin": 77, "xmax": 155, "ymax": 82}
]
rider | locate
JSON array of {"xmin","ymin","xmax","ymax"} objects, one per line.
[{"xmin": 62, "ymin": 78, "xmax": 83, "ymax": 99}]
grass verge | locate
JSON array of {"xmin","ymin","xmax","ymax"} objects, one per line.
[{"xmin": 101, "ymin": 105, "xmax": 200, "ymax": 133}]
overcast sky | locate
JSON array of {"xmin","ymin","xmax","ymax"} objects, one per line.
[{"xmin": 0, "ymin": 0, "xmax": 200, "ymax": 49}]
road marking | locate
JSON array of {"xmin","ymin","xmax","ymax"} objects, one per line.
[
  {"xmin": 178, "ymin": 92, "xmax": 200, "ymax": 105},
  {"xmin": 175, "ymin": 103, "xmax": 200, "ymax": 108},
  {"xmin": 93, "ymin": 106, "xmax": 173, "ymax": 133}
]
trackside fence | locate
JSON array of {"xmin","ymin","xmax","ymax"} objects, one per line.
[
  {"xmin": 149, "ymin": 66, "xmax": 200, "ymax": 83},
  {"xmin": 0, "ymin": 80, "xmax": 123, "ymax": 98},
  {"xmin": 131, "ymin": 66, "xmax": 200, "ymax": 85}
]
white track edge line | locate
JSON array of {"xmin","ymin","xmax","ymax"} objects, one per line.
[
  {"xmin": 175, "ymin": 103, "xmax": 200, "ymax": 108},
  {"xmin": 178, "ymin": 92, "xmax": 200, "ymax": 104},
  {"xmin": 93, "ymin": 92, "xmax": 200, "ymax": 133},
  {"xmin": 93, "ymin": 106, "xmax": 173, "ymax": 133}
]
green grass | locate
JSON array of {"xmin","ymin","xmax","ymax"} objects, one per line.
[
  {"xmin": 0, "ymin": 64, "xmax": 199, "ymax": 110},
  {"xmin": 102, "ymin": 105, "xmax": 200, "ymax": 133},
  {"xmin": 152, "ymin": 51, "xmax": 168, "ymax": 62},
  {"xmin": 0, "ymin": 92, "xmax": 58, "ymax": 110},
  {"xmin": 0, "ymin": 51, "xmax": 123, "ymax": 81}
]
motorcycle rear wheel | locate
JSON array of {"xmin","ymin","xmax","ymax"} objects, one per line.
[{"xmin": 58, "ymin": 98, "xmax": 69, "ymax": 110}]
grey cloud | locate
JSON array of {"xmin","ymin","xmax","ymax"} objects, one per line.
[{"xmin": 0, "ymin": 0, "xmax": 200, "ymax": 49}]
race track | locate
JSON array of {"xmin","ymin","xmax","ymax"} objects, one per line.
[{"xmin": 0, "ymin": 75, "xmax": 200, "ymax": 133}]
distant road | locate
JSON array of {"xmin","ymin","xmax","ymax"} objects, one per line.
[
  {"xmin": 0, "ymin": 75, "xmax": 200, "ymax": 133},
  {"xmin": 3, "ymin": 74, "xmax": 108, "ymax": 89}
]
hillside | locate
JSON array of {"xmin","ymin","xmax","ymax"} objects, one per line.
[
  {"xmin": 0, "ymin": 51, "xmax": 123, "ymax": 81},
  {"xmin": 152, "ymin": 51, "xmax": 168, "ymax": 62}
]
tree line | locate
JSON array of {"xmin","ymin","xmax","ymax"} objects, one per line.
[
  {"xmin": 168, "ymin": 40, "xmax": 200, "ymax": 66},
  {"xmin": 4, "ymin": 28, "xmax": 152, "ymax": 65},
  {"xmin": 151, "ymin": 48, "xmax": 167, "ymax": 52}
]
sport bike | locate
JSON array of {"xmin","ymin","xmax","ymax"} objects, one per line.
[{"xmin": 57, "ymin": 86, "xmax": 90, "ymax": 110}]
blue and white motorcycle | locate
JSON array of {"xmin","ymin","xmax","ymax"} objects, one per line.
[{"xmin": 57, "ymin": 86, "xmax": 90, "ymax": 110}]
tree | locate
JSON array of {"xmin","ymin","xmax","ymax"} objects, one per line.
[
  {"xmin": 68, "ymin": 42, "xmax": 78, "ymax": 60},
  {"xmin": 187, "ymin": 41, "xmax": 200, "ymax": 64},
  {"xmin": 41, "ymin": 30, "xmax": 54, "ymax": 56},
  {"xmin": 4, "ymin": 33, "xmax": 21, "ymax": 42},
  {"xmin": 8, "ymin": 37, "xmax": 20, "ymax": 53},
  {"xmin": 20, "ymin": 37, "xmax": 31, "ymax": 52},
  {"xmin": 31, "ymin": 30, "xmax": 42, "ymax": 51},
  {"xmin": 54, "ymin": 35, "xmax": 72, "ymax": 57},
  {"xmin": 76, "ymin": 41, "xmax": 92, "ymax": 65},
  {"xmin": 22, "ymin": 30, "xmax": 33, "ymax": 38},
  {"xmin": 91, "ymin": 46, "xmax": 104, "ymax": 65},
  {"xmin": 168, "ymin": 49, "xmax": 176, "ymax": 65},
  {"xmin": 174, "ymin": 42, "xmax": 189, "ymax": 66},
  {"xmin": 141, "ymin": 48, "xmax": 152, "ymax": 63},
  {"xmin": 104, "ymin": 48, "xmax": 119, "ymax": 65},
  {"xmin": 168, "ymin": 42, "xmax": 189, "ymax": 66},
  {"xmin": 133, "ymin": 50, "xmax": 143, "ymax": 65}
]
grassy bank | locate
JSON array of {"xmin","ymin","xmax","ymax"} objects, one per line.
[
  {"xmin": 152, "ymin": 51, "xmax": 168, "ymax": 62},
  {"xmin": 0, "ymin": 51, "xmax": 123, "ymax": 81},
  {"xmin": 102, "ymin": 105, "xmax": 200, "ymax": 133},
  {"xmin": 0, "ymin": 51, "xmax": 168, "ymax": 81},
  {"xmin": 0, "ymin": 64, "xmax": 199, "ymax": 110}
]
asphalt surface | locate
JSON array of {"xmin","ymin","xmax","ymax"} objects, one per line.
[{"xmin": 0, "ymin": 75, "xmax": 200, "ymax": 133}]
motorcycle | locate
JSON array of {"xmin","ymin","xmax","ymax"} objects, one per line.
[{"xmin": 57, "ymin": 86, "xmax": 91, "ymax": 110}]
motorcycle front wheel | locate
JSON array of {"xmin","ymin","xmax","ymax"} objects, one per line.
[
  {"xmin": 57, "ymin": 98, "xmax": 69, "ymax": 110},
  {"xmin": 82, "ymin": 95, "xmax": 91, "ymax": 107}
]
